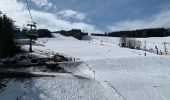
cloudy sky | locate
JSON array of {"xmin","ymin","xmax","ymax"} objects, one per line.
[{"xmin": 0, "ymin": 0, "xmax": 170, "ymax": 33}]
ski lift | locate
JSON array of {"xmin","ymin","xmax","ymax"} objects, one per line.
[
  {"xmin": 26, "ymin": 30, "xmax": 38, "ymax": 40},
  {"xmin": 26, "ymin": 21, "xmax": 38, "ymax": 40}
]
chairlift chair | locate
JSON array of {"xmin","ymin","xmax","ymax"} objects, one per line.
[{"xmin": 26, "ymin": 29, "xmax": 38, "ymax": 40}]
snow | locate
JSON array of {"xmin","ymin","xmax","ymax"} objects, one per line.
[
  {"xmin": 0, "ymin": 77, "xmax": 112, "ymax": 100},
  {"xmin": 136, "ymin": 37, "xmax": 170, "ymax": 54},
  {"xmin": 26, "ymin": 34, "xmax": 157, "ymax": 61},
  {"xmin": 2, "ymin": 34, "xmax": 170, "ymax": 100},
  {"xmin": 85, "ymin": 56, "xmax": 170, "ymax": 100}
]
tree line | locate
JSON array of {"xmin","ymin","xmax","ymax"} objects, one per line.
[
  {"xmin": 54, "ymin": 29, "xmax": 88, "ymax": 40},
  {"xmin": 92, "ymin": 28, "xmax": 170, "ymax": 38}
]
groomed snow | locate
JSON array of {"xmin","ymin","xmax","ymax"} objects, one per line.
[
  {"xmin": 85, "ymin": 56, "xmax": 170, "ymax": 100},
  {"xmin": 27, "ymin": 34, "xmax": 157, "ymax": 61},
  {"xmin": 0, "ymin": 76, "xmax": 113, "ymax": 100},
  {"xmin": 2, "ymin": 34, "xmax": 170, "ymax": 100}
]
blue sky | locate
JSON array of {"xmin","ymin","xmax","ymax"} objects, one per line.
[{"xmin": 1, "ymin": 0, "xmax": 170, "ymax": 33}]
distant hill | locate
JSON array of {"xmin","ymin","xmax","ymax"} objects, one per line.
[{"xmin": 52, "ymin": 29, "xmax": 88, "ymax": 40}]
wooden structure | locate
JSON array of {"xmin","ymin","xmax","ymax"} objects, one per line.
[{"xmin": 0, "ymin": 71, "xmax": 55, "ymax": 78}]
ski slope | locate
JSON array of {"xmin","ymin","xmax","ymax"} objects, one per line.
[
  {"xmin": 2, "ymin": 34, "xmax": 170, "ymax": 100},
  {"xmin": 29, "ymin": 34, "xmax": 157, "ymax": 61},
  {"xmin": 0, "ymin": 74, "xmax": 114, "ymax": 100},
  {"xmin": 92, "ymin": 36, "xmax": 170, "ymax": 55},
  {"xmin": 85, "ymin": 57, "xmax": 170, "ymax": 100},
  {"xmin": 0, "ymin": 62, "xmax": 124, "ymax": 100}
]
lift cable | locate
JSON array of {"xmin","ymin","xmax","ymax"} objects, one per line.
[{"xmin": 25, "ymin": 0, "xmax": 34, "ymax": 23}]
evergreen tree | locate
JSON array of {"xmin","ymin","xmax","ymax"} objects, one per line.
[{"xmin": 0, "ymin": 14, "xmax": 19, "ymax": 58}]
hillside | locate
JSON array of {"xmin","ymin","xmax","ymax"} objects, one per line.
[{"xmin": 1, "ymin": 34, "xmax": 170, "ymax": 100}]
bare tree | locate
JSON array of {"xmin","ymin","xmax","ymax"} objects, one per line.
[
  {"xmin": 119, "ymin": 36, "xmax": 126, "ymax": 47},
  {"xmin": 119, "ymin": 37, "xmax": 142, "ymax": 50}
]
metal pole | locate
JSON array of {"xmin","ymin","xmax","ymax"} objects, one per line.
[
  {"xmin": 163, "ymin": 42, "xmax": 167, "ymax": 55},
  {"xmin": 93, "ymin": 71, "xmax": 95, "ymax": 81}
]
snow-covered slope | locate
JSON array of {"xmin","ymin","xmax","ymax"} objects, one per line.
[
  {"xmin": 1, "ymin": 74, "xmax": 117, "ymax": 100},
  {"xmin": 29, "ymin": 34, "xmax": 157, "ymax": 61},
  {"xmin": 0, "ymin": 62, "xmax": 124, "ymax": 100},
  {"xmin": 85, "ymin": 56, "xmax": 170, "ymax": 100},
  {"xmin": 92, "ymin": 36, "xmax": 170, "ymax": 55},
  {"xmin": 2, "ymin": 34, "xmax": 170, "ymax": 100}
]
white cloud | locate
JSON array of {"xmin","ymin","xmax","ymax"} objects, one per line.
[
  {"xmin": 30, "ymin": 0, "xmax": 56, "ymax": 10},
  {"xmin": 0, "ymin": 0, "xmax": 101, "ymax": 33},
  {"xmin": 108, "ymin": 10, "xmax": 170, "ymax": 31},
  {"xmin": 0, "ymin": 0, "xmax": 29, "ymax": 24},
  {"xmin": 58, "ymin": 9, "xmax": 87, "ymax": 21},
  {"xmin": 31, "ymin": 11, "xmax": 101, "ymax": 33},
  {"xmin": 31, "ymin": 0, "xmax": 50, "ymax": 7}
]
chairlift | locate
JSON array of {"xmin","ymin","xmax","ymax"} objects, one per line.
[
  {"xmin": 26, "ymin": 29, "xmax": 38, "ymax": 40},
  {"xmin": 27, "ymin": 21, "xmax": 37, "ymax": 27},
  {"xmin": 26, "ymin": 21, "xmax": 38, "ymax": 40}
]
